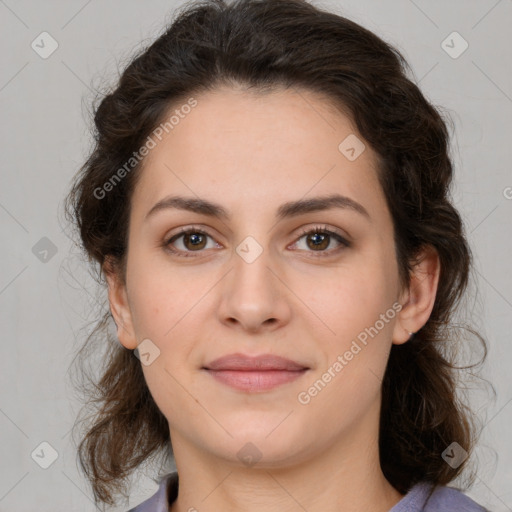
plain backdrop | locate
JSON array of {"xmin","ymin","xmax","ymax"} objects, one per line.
[{"xmin": 0, "ymin": 0, "xmax": 511, "ymax": 510}]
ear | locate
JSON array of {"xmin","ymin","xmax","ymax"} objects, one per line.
[
  {"xmin": 392, "ymin": 245, "xmax": 440, "ymax": 345},
  {"xmin": 103, "ymin": 256, "xmax": 138, "ymax": 350}
]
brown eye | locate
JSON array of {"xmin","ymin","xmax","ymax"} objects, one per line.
[
  {"xmin": 165, "ymin": 228, "xmax": 220, "ymax": 257},
  {"xmin": 181, "ymin": 232, "xmax": 207, "ymax": 251},
  {"xmin": 305, "ymin": 232, "xmax": 330, "ymax": 251},
  {"xmin": 292, "ymin": 226, "xmax": 350, "ymax": 256}
]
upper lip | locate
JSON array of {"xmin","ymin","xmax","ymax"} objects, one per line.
[{"xmin": 204, "ymin": 353, "xmax": 308, "ymax": 371}]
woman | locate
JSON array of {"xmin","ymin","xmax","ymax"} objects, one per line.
[{"xmin": 65, "ymin": 0, "xmax": 489, "ymax": 510}]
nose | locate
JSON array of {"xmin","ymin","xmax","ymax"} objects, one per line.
[{"xmin": 216, "ymin": 243, "xmax": 292, "ymax": 333}]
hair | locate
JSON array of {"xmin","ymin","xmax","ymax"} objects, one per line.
[{"xmin": 64, "ymin": 0, "xmax": 488, "ymax": 506}]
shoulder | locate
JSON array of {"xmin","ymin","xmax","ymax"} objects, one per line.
[
  {"xmin": 426, "ymin": 484, "xmax": 489, "ymax": 512},
  {"xmin": 390, "ymin": 481, "xmax": 489, "ymax": 512},
  {"xmin": 126, "ymin": 472, "xmax": 178, "ymax": 512},
  {"xmin": 124, "ymin": 474, "xmax": 489, "ymax": 512}
]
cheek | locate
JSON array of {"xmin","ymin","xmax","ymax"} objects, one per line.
[
  {"xmin": 298, "ymin": 257, "xmax": 397, "ymax": 344},
  {"xmin": 131, "ymin": 273, "xmax": 199, "ymax": 421},
  {"xmin": 126, "ymin": 259, "xmax": 208, "ymax": 394},
  {"xmin": 127, "ymin": 256, "xmax": 208, "ymax": 339},
  {"xmin": 297, "ymin": 268, "xmax": 396, "ymax": 426}
]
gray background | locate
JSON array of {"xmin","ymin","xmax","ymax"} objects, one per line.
[{"xmin": 0, "ymin": 0, "xmax": 511, "ymax": 510}]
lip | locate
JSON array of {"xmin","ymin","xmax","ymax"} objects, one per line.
[
  {"xmin": 203, "ymin": 353, "xmax": 309, "ymax": 392},
  {"xmin": 205, "ymin": 353, "xmax": 308, "ymax": 371}
]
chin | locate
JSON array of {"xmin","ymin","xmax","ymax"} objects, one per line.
[{"xmin": 200, "ymin": 424, "xmax": 314, "ymax": 468}]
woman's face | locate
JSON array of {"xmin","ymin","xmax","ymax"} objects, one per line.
[{"xmin": 109, "ymin": 86, "xmax": 411, "ymax": 468}]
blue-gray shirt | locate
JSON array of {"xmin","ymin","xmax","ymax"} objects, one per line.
[{"xmin": 127, "ymin": 472, "xmax": 488, "ymax": 511}]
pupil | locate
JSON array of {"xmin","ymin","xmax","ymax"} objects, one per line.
[
  {"xmin": 187, "ymin": 233, "xmax": 205, "ymax": 249},
  {"xmin": 309, "ymin": 233, "xmax": 328, "ymax": 250}
]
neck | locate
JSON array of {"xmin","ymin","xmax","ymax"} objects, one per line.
[{"xmin": 168, "ymin": 413, "xmax": 404, "ymax": 512}]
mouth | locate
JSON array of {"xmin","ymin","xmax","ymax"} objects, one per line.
[{"xmin": 202, "ymin": 353, "xmax": 309, "ymax": 392}]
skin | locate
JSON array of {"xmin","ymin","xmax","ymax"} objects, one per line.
[{"xmin": 106, "ymin": 85, "xmax": 440, "ymax": 512}]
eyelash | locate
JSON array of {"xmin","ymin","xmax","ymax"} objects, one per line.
[{"xmin": 163, "ymin": 224, "xmax": 350, "ymax": 259}]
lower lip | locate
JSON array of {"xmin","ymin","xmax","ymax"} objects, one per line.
[{"xmin": 205, "ymin": 369, "xmax": 308, "ymax": 392}]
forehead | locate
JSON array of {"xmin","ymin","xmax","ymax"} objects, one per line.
[{"xmin": 130, "ymin": 86, "xmax": 386, "ymax": 222}]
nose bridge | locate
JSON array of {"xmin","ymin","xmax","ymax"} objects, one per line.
[
  {"xmin": 217, "ymin": 235, "xmax": 290, "ymax": 330},
  {"xmin": 231, "ymin": 235, "xmax": 276, "ymax": 301}
]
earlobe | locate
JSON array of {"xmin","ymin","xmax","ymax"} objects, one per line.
[
  {"xmin": 392, "ymin": 245, "xmax": 440, "ymax": 345},
  {"xmin": 103, "ymin": 258, "xmax": 138, "ymax": 350}
]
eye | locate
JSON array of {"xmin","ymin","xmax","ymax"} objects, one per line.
[
  {"xmin": 290, "ymin": 225, "xmax": 350, "ymax": 256},
  {"xmin": 163, "ymin": 224, "xmax": 350, "ymax": 258},
  {"xmin": 164, "ymin": 226, "xmax": 221, "ymax": 257}
]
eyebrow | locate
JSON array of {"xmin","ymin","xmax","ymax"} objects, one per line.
[{"xmin": 144, "ymin": 193, "xmax": 371, "ymax": 222}]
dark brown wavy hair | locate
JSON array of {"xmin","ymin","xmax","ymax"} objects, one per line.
[{"xmin": 64, "ymin": 0, "xmax": 488, "ymax": 506}]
